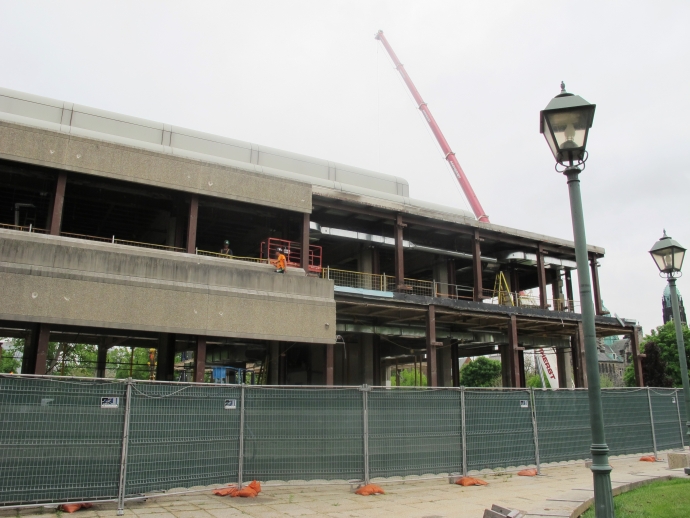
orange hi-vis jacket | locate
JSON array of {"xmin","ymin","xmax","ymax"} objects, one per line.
[{"xmin": 273, "ymin": 254, "xmax": 286, "ymax": 270}]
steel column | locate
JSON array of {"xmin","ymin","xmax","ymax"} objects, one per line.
[
  {"xmin": 301, "ymin": 213, "xmax": 310, "ymax": 271},
  {"xmin": 451, "ymin": 340, "xmax": 460, "ymax": 387},
  {"xmin": 34, "ymin": 324, "xmax": 50, "ymax": 375},
  {"xmin": 186, "ymin": 194, "xmax": 199, "ymax": 254},
  {"xmin": 156, "ymin": 334, "xmax": 176, "ymax": 381},
  {"xmin": 194, "ymin": 336, "xmax": 206, "ymax": 383},
  {"xmin": 556, "ymin": 348, "xmax": 568, "ymax": 388},
  {"xmin": 565, "ymin": 269, "xmax": 575, "ymax": 311},
  {"xmin": 96, "ymin": 338, "xmax": 110, "ymax": 378},
  {"xmin": 326, "ymin": 343, "xmax": 334, "ymax": 386},
  {"xmin": 49, "ymin": 172, "xmax": 67, "ymax": 236},
  {"xmin": 518, "ymin": 350, "xmax": 526, "ymax": 388},
  {"xmin": 472, "ymin": 230, "xmax": 483, "ymax": 301},
  {"xmin": 507, "ymin": 315, "xmax": 521, "ymax": 387},
  {"xmin": 590, "ymin": 255, "xmax": 604, "ymax": 316},
  {"xmin": 537, "ymin": 244, "xmax": 548, "ymax": 310},
  {"xmin": 279, "ymin": 343, "xmax": 288, "ymax": 385},
  {"xmin": 394, "ymin": 214, "xmax": 405, "ymax": 288},
  {"xmin": 426, "ymin": 305, "xmax": 440, "ymax": 387},
  {"xmin": 629, "ymin": 327, "xmax": 644, "ymax": 387}
]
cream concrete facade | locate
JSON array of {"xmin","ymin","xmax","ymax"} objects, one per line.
[{"xmin": 0, "ymin": 230, "xmax": 335, "ymax": 343}]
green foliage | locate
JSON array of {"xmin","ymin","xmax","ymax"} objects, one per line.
[
  {"xmin": 45, "ymin": 342, "xmax": 98, "ymax": 377},
  {"xmin": 1, "ymin": 339, "xmax": 22, "ymax": 373},
  {"xmin": 580, "ymin": 477, "xmax": 690, "ymax": 517},
  {"xmin": 459, "ymin": 357, "xmax": 501, "ymax": 387},
  {"xmin": 623, "ymin": 363, "xmax": 637, "ymax": 387},
  {"xmin": 391, "ymin": 367, "xmax": 427, "ymax": 386},
  {"xmin": 108, "ymin": 347, "xmax": 155, "ymax": 380},
  {"xmin": 641, "ymin": 321, "xmax": 690, "ymax": 388},
  {"xmin": 599, "ymin": 374, "xmax": 614, "ymax": 388},
  {"xmin": 526, "ymin": 372, "xmax": 552, "ymax": 388}
]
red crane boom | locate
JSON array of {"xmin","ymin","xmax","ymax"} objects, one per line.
[{"xmin": 375, "ymin": 30, "xmax": 489, "ymax": 223}]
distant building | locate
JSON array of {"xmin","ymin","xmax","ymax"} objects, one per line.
[{"xmin": 662, "ymin": 285, "xmax": 687, "ymax": 325}]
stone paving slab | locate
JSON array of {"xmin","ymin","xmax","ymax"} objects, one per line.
[{"xmin": 1, "ymin": 453, "xmax": 688, "ymax": 518}]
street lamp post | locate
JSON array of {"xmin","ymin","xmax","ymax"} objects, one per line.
[
  {"xmin": 649, "ymin": 231, "xmax": 690, "ymax": 474},
  {"xmin": 540, "ymin": 83, "xmax": 615, "ymax": 517}
]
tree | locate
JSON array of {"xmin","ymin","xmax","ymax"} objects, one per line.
[
  {"xmin": 459, "ymin": 357, "xmax": 501, "ymax": 387},
  {"xmin": 624, "ymin": 322, "xmax": 689, "ymax": 388},
  {"xmin": 108, "ymin": 347, "xmax": 155, "ymax": 380},
  {"xmin": 1, "ymin": 339, "xmax": 22, "ymax": 373},
  {"xmin": 391, "ymin": 367, "xmax": 427, "ymax": 386}
]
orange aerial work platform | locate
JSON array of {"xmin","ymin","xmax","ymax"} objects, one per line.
[{"xmin": 260, "ymin": 237, "xmax": 323, "ymax": 274}]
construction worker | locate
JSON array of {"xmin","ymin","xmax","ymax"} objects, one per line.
[
  {"xmin": 271, "ymin": 247, "xmax": 287, "ymax": 273},
  {"xmin": 220, "ymin": 240, "xmax": 233, "ymax": 256}
]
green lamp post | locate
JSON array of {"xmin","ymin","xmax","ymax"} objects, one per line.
[
  {"xmin": 649, "ymin": 231, "xmax": 690, "ymax": 475},
  {"xmin": 540, "ymin": 83, "xmax": 615, "ymax": 517}
]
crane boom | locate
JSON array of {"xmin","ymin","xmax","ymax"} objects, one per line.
[{"xmin": 375, "ymin": 30, "xmax": 489, "ymax": 223}]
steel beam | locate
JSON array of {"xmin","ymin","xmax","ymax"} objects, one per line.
[
  {"xmin": 186, "ymin": 194, "xmax": 199, "ymax": 254},
  {"xmin": 451, "ymin": 340, "xmax": 460, "ymax": 387},
  {"xmin": 301, "ymin": 213, "xmax": 310, "ymax": 271},
  {"xmin": 565, "ymin": 269, "xmax": 575, "ymax": 311},
  {"xmin": 629, "ymin": 326, "xmax": 644, "ymax": 387},
  {"xmin": 556, "ymin": 348, "xmax": 568, "ymax": 388},
  {"xmin": 507, "ymin": 315, "xmax": 521, "ymax": 387},
  {"xmin": 426, "ymin": 305, "xmax": 440, "ymax": 387},
  {"xmin": 394, "ymin": 213, "xmax": 405, "ymax": 288},
  {"xmin": 590, "ymin": 254, "xmax": 604, "ymax": 316},
  {"xmin": 194, "ymin": 336, "xmax": 206, "ymax": 383},
  {"xmin": 49, "ymin": 172, "xmax": 67, "ymax": 236},
  {"xmin": 537, "ymin": 244, "xmax": 548, "ymax": 309},
  {"xmin": 326, "ymin": 343, "xmax": 334, "ymax": 385},
  {"xmin": 472, "ymin": 230, "xmax": 483, "ymax": 301}
]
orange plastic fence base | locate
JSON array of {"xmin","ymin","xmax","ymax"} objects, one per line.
[
  {"xmin": 455, "ymin": 477, "xmax": 488, "ymax": 486},
  {"xmin": 639, "ymin": 456, "xmax": 657, "ymax": 462},
  {"xmin": 58, "ymin": 503, "xmax": 93, "ymax": 513},
  {"xmin": 355, "ymin": 484, "xmax": 385, "ymax": 496},
  {"xmin": 517, "ymin": 469, "xmax": 538, "ymax": 476}
]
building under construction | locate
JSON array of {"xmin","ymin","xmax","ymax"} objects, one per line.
[{"xmin": 0, "ymin": 86, "xmax": 646, "ymax": 388}]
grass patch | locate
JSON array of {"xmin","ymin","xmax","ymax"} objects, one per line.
[{"xmin": 580, "ymin": 478, "xmax": 690, "ymax": 517}]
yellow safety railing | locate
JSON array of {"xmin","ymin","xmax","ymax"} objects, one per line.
[
  {"xmin": 322, "ymin": 267, "xmax": 390, "ymax": 291},
  {"xmin": 196, "ymin": 249, "xmax": 269, "ymax": 264},
  {"xmin": 60, "ymin": 232, "xmax": 186, "ymax": 252},
  {"xmin": 0, "ymin": 222, "xmax": 49, "ymax": 234}
]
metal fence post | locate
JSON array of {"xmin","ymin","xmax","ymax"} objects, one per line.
[
  {"xmin": 116, "ymin": 379, "xmax": 133, "ymax": 516},
  {"xmin": 238, "ymin": 384, "xmax": 246, "ymax": 488},
  {"xmin": 361, "ymin": 384, "xmax": 370, "ymax": 485},
  {"xmin": 647, "ymin": 388, "xmax": 658, "ymax": 459},
  {"xmin": 461, "ymin": 386, "xmax": 467, "ymax": 477},
  {"xmin": 530, "ymin": 387, "xmax": 541, "ymax": 475},
  {"xmin": 676, "ymin": 389, "xmax": 686, "ymax": 449}
]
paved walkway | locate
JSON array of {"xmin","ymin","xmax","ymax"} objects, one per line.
[{"xmin": 5, "ymin": 452, "xmax": 689, "ymax": 518}]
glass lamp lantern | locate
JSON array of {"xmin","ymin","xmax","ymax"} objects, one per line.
[
  {"xmin": 650, "ymin": 231, "xmax": 686, "ymax": 275},
  {"xmin": 540, "ymin": 83, "xmax": 596, "ymax": 165}
]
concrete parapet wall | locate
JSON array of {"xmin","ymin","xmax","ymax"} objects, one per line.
[
  {"xmin": 0, "ymin": 120, "xmax": 312, "ymax": 214},
  {"xmin": 0, "ymin": 230, "xmax": 335, "ymax": 342}
]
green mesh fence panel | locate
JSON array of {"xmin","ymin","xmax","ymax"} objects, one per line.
[
  {"xmin": 534, "ymin": 390, "xmax": 591, "ymax": 463},
  {"xmin": 649, "ymin": 389, "xmax": 683, "ymax": 451},
  {"xmin": 0, "ymin": 375, "xmax": 126, "ymax": 506},
  {"xmin": 242, "ymin": 387, "xmax": 363, "ymax": 481},
  {"xmin": 368, "ymin": 388, "xmax": 462, "ymax": 478},
  {"xmin": 125, "ymin": 382, "xmax": 241, "ymax": 494},
  {"xmin": 465, "ymin": 389, "xmax": 535, "ymax": 472},
  {"xmin": 602, "ymin": 389, "xmax": 654, "ymax": 456}
]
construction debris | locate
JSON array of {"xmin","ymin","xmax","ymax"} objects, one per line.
[{"xmin": 483, "ymin": 504, "xmax": 524, "ymax": 518}]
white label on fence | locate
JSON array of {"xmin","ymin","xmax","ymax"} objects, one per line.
[
  {"xmin": 520, "ymin": 400, "xmax": 529, "ymax": 408},
  {"xmin": 224, "ymin": 399, "xmax": 237, "ymax": 410},
  {"xmin": 101, "ymin": 397, "xmax": 119, "ymax": 409},
  {"xmin": 672, "ymin": 397, "xmax": 676, "ymax": 404},
  {"xmin": 41, "ymin": 398, "xmax": 54, "ymax": 406}
]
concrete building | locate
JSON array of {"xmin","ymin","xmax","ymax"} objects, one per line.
[{"xmin": 0, "ymin": 86, "xmax": 646, "ymax": 387}]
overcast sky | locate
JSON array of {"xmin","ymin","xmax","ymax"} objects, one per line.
[{"xmin": 2, "ymin": 1, "xmax": 689, "ymax": 334}]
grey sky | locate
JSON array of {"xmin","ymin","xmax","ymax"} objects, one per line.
[{"xmin": 2, "ymin": 1, "xmax": 688, "ymax": 333}]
